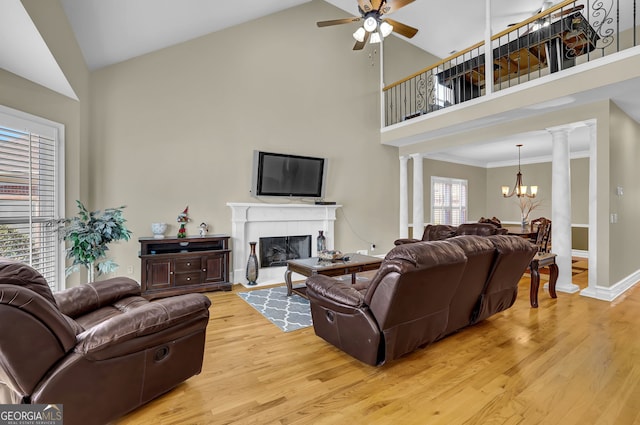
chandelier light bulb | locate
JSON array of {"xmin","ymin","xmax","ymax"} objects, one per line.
[
  {"xmin": 363, "ymin": 16, "xmax": 378, "ymax": 32},
  {"xmin": 370, "ymin": 32, "xmax": 382, "ymax": 44},
  {"xmin": 380, "ymin": 21, "xmax": 393, "ymax": 37},
  {"xmin": 352, "ymin": 27, "xmax": 366, "ymax": 42}
]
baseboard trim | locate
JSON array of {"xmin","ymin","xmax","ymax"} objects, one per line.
[
  {"xmin": 572, "ymin": 249, "xmax": 588, "ymax": 258},
  {"xmin": 581, "ymin": 268, "xmax": 640, "ymax": 302}
]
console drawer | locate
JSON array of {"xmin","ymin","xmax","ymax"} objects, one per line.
[
  {"xmin": 175, "ymin": 257, "xmax": 202, "ymax": 273},
  {"xmin": 175, "ymin": 271, "xmax": 202, "ymax": 286}
]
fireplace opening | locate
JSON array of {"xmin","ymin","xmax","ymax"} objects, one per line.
[{"xmin": 259, "ymin": 235, "xmax": 311, "ymax": 268}]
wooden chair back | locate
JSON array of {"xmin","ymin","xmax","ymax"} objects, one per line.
[{"xmin": 531, "ymin": 217, "xmax": 552, "ymax": 253}]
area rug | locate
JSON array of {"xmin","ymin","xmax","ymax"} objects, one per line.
[{"xmin": 237, "ymin": 286, "xmax": 312, "ymax": 332}]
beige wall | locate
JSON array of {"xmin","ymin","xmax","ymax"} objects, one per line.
[
  {"xmin": 608, "ymin": 102, "xmax": 640, "ymax": 283},
  {"xmin": 383, "ymin": 37, "xmax": 440, "ymax": 86},
  {"xmin": 89, "ymin": 0, "xmax": 413, "ymax": 280},
  {"xmin": 0, "ymin": 0, "xmax": 90, "ymax": 286}
]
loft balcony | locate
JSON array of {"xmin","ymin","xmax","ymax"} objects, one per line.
[{"xmin": 382, "ymin": 0, "xmax": 639, "ymax": 131}]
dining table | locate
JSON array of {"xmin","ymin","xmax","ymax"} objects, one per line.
[{"xmin": 503, "ymin": 224, "xmax": 537, "ymax": 239}]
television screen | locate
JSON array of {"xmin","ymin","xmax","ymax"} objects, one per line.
[{"xmin": 251, "ymin": 151, "xmax": 327, "ymax": 199}]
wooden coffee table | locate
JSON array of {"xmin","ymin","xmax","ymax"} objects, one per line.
[{"xmin": 284, "ymin": 253, "xmax": 383, "ymax": 298}]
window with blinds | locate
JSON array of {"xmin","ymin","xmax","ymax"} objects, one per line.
[
  {"xmin": 0, "ymin": 106, "xmax": 64, "ymax": 291},
  {"xmin": 431, "ymin": 176, "xmax": 467, "ymax": 226}
]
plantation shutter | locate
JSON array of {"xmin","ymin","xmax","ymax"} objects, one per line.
[
  {"xmin": 431, "ymin": 177, "xmax": 467, "ymax": 226},
  {"xmin": 0, "ymin": 107, "xmax": 64, "ymax": 291}
]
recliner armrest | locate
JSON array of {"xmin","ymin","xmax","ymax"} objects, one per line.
[
  {"xmin": 75, "ymin": 293, "xmax": 211, "ymax": 355},
  {"xmin": 54, "ymin": 277, "xmax": 141, "ymax": 318},
  {"xmin": 306, "ymin": 275, "xmax": 365, "ymax": 310},
  {"xmin": 393, "ymin": 238, "xmax": 421, "ymax": 246}
]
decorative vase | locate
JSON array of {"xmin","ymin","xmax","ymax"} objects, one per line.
[
  {"xmin": 317, "ymin": 230, "xmax": 327, "ymax": 253},
  {"xmin": 246, "ymin": 241, "xmax": 259, "ymax": 286},
  {"xmin": 151, "ymin": 222, "xmax": 167, "ymax": 239}
]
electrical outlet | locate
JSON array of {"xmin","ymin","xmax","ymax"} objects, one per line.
[{"xmin": 127, "ymin": 265, "xmax": 134, "ymax": 275}]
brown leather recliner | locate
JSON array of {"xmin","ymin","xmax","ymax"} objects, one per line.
[
  {"xmin": 394, "ymin": 223, "xmax": 507, "ymax": 246},
  {"xmin": 306, "ymin": 235, "xmax": 535, "ymax": 366},
  {"xmin": 0, "ymin": 259, "xmax": 211, "ymax": 425}
]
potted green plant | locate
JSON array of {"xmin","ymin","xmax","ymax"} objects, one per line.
[{"xmin": 61, "ymin": 200, "xmax": 132, "ymax": 282}]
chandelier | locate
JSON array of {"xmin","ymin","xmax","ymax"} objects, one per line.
[{"xmin": 501, "ymin": 144, "xmax": 538, "ymax": 198}]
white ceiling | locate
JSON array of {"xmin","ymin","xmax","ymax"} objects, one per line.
[
  {"xmin": 6, "ymin": 0, "xmax": 637, "ymax": 166},
  {"xmin": 60, "ymin": 0, "xmax": 547, "ymax": 71}
]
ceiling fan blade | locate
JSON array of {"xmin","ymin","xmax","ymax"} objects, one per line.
[
  {"xmin": 385, "ymin": 18, "xmax": 418, "ymax": 38},
  {"xmin": 371, "ymin": 0, "xmax": 383, "ymax": 11},
  {"xmin": 381, "ymin": 0, "xmax": 415, "ymax": 15},
  {"xmin": 353, "ymin": 31, "xmax": 370, "ymax": 50},
  {"xmin": 317, "ymin": 17, "xmax": 361, "ymax": 27},
  {"xmin": 357, "ymin": 0, "xmax": 374, "ymax": 13}
]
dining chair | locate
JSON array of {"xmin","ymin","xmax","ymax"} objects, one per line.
[{"xmin": 528, "ymin": 217, "xmax": 558, "ymax": 307}]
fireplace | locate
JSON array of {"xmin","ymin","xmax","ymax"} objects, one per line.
[
  {"xmin": 259, "ymin": 235, "xmax": 311, "ymax": 268},
  {"xmin": 227, "ymin": 202, "xmax": 341, "ymax": 287}
]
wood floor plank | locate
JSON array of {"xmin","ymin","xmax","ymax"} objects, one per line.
[{"xmin": 115, "ymin": 265, "xmax": 640, "ymax": 425}]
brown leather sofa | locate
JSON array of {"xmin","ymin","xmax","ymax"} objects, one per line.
[
  {"xmin": 394, "ymin": 222, "xmax": 508, "ymax": 245},
  {"xmin": 0, "ymin": 259, "xmax": 211, "ymax": 425},
  {"xmin": 306, "ymin": 235, "xmax": 536, "ymax": 366}
]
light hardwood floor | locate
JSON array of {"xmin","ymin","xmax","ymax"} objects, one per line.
[{"xmin": 117, "ymin": 261, "xmax": 640, "ymax": 425}]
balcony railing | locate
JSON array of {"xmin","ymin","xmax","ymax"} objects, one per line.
[{"xmin": 383, "ymin": 0, "xmax": 638, "ymax": 126}]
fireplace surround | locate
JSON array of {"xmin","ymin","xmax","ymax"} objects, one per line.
[{"xmin": 227, "ymin": 203, "xmax": 341, "ymax": 287}]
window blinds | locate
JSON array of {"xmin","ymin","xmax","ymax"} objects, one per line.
[
  {"xmin": 431, "ymin": 176, "xmax": 468, "ymax": 226},
  {"xmin": 0, "ymin": 114, "xmax": 62, "ymax": 291}
]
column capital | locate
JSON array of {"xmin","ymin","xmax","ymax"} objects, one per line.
[
  {"xmin": 546, "ymin": 123, "xmax": 579, "ymax": 135},
  {"xmin": 409, "ymin": 153, "xmax": 423, "ymax": 160}
]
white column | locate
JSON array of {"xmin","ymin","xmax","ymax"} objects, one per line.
[
  {"xmin": 410, "ymin": 153, "xmax": 424, "ymax": 238},
  {"xmin": 399, "ymin": 155, "xmax": 409, "ymax": 238},
  {"xmin": 380, "ymin": 31, "xmax": 386, "ymax": 128},
  {"xmin": 484, "ymin": 0, "xmax": 493, "ymax": 95},
  {"xmin": 549, "ymin": 127, "xmax": 580, "ymax": 293},
  {"xmin": 582, "ymin": 121, "xmax": 599, "ymax": 296}
]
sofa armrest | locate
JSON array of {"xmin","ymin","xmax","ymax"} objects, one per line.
[
  {"xmin": 393, "ymin": 238, "xmax": 421, "ymax": 246},
  {"xmin": 306, "ymin": 275, "xmax": 365, "ymax": 310},
  {"xmin": 54, "ymin": 277, "xmax": 141, "ymax": 318},
  {"xmin": 75, "ymin": 293, "xmax": 211, "ymax": 355}
]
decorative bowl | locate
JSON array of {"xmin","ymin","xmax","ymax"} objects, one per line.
[{"xmin": 151, "ymin": 222, "xmax": 167, "ymax": 239}]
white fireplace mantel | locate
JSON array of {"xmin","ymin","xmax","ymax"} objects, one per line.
[{"xmin": 227, "ymin": 203, "xmax": 341, "ymax": 287}]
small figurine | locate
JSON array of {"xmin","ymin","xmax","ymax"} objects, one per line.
[
  {"xmin": 177, "ymin": 206, "xmax": 190, "ymax": 238},
  {"xmin": 199, "ymin": 222, "xmax": 209, "ymax": 237}
]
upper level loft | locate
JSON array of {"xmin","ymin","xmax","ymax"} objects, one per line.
[{"xmin": 382, "ymin": 0, "xmax": 640, "ymax": 131}]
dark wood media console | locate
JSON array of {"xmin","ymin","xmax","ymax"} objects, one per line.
[{"xmin": 139, "ymin": 235, "xmax": 231, "ymax": 299}]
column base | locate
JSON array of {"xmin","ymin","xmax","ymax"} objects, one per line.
[{"xmin": 556, "ymin": 281, "xmax": 580, "ymax": 294}]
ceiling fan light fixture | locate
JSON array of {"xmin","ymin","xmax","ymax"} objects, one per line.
[
  {"xmin": 353, "ymin": 27, "xmax": 366, "ymax": 42},
  {"xmin": 370, "ymin": 32, "xmax": 382, "ymax": 44},
  {"xmin": 363, "ymin": 16, "xmax": 378, "ymax": 32},
  {"xmin": 380, "ymin": 21, "xmax": 393, "ymax": 37}
]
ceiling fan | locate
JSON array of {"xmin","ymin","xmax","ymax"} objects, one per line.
[{"xmin": 317, "ymin": 0, "xmax": 419, "ymax": 50}]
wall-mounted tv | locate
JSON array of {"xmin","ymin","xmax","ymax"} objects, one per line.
[{"xmin": 250, "ymin": 151, "xmax": 327, "ymax": 199}]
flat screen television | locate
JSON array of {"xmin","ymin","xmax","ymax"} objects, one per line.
[{"xmin": 251, "ymin": 151, "xmax": 327, "ymax": 199}]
